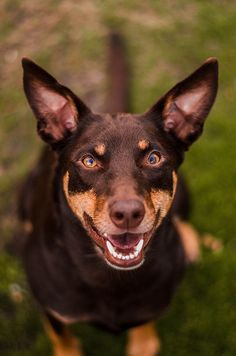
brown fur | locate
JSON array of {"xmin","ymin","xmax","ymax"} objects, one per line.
[{"xmin": 20, "ymin": 34, "xmax": 218, "ymax": 356}]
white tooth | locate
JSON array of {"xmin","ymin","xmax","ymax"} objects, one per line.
[
  {"xmin": 117, "ymin": 253, "xmax": 122, "ymax": 259},
  {"xmin": 129, "ymin": 253, "xmax": 135, "ymax": 259},
  {"xmin": 106, "ymin": 240, "xmax": 115, "ymax": 255},
  {"xmin": 113, "ymin": 251, "xmax": 118, "ymax": 258},
  {"xmin": 134, "ymin": 251, "xmax": 139, "ymax": 257},
  {"xmin": 104, "ymin": 232, "xmax": 108, "ymax": 237},
  {"xmin": 121, "ymin": 256, "xmax": 126, "ymax": 260},
  {"xmin": 125, "ymin": 255, "xmax": 130, "ymax": 260},
  {"xmin": 135, "ymin": 239, "xmax": 144, "ymax": 253}
]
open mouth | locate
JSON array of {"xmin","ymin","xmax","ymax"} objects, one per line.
[{"xmin": 84, "ymin": 214, "xmax": 153, "ymax": 270}]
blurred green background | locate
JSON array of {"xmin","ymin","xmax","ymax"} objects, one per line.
[{"xmin": 0, "ymin": 0, "xmax": 236, "ymax": 355}]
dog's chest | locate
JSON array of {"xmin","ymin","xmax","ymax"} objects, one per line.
[
  {"xmin": 26, "ymin": 234, "xmax": 184, "ymax": 333},
  {"xmin": 45, "ymin": 268, "xmax": 170, "ymax": 333}
]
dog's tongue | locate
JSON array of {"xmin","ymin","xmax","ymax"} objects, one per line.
[{"xmin": 107, "ymin": 233, "xmax": 142, "ymax": 250}]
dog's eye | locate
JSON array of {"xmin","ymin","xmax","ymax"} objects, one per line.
[
  {"xmin": 82, "ymin": 155, "xmax": 97, "ymax": 168},
  {"xmin": 147, "ymin": 152, "xmax": 161, "ymax": 166}
]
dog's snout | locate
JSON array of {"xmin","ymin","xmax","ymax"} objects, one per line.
[{"xmin": 109, "ymin": 200, "xmax": 145, "ymax": 229}]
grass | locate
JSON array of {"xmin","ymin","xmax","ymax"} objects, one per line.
[{"xmin": 0, "ymin": 0, "xmax": 236, "ymax": 354}]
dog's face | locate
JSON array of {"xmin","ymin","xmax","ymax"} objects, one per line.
[
  {"xmin": 62, "ymin": 113, "xmax": 180, "ymax": 270},
  {"xmin": 22, "ymin": 57, "xmax": 218, "ymax": 270}
]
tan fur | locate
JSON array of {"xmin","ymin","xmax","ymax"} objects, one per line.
[
  {"xmin": 126, "ymin": 322, "xmax": 161, "ymax": 356},
  {"xmin": 138, "ymin": 139, "xmax": 149, "ymax": 150},
  {"xmin": 173, "ymin": 217, "xmax": 200, "ymax": 263},
  {"xmin": 63, "ymin": 171, "xmax": 178, "ymax": 236},
  {"xmin": 95, "ymin": 144, "xmax": 106, "ymax": 156},
  {"xmin": 63, "ymin": 172, "xmax": 96, "ymax": 224},
  {"xmin": 174, "ymin": 218, "xmax": 223, "ymax": 263},
  {"xmin": 150, "ymin": 171, "xmax": 178, "ymax": 227},
  {"xmin": 22, "ymin": 220, "xmax": 33, "ymax": 234},
  {"xmin": 163, "ymin": 95, "xmax": 174, "ymax": 118},
  {"xmin": 44, "ymin": 319, "xmax": 83, "ymax": 356},
  {"xmin": 202, "ymin": 233, "xmax": 223, "ymax": 252}
]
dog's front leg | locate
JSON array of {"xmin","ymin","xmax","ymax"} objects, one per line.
[
  {"xmin": 126, "ymin": 322, "xmax": 160, "ymax": 356},
  {"xmin": 44, "ymin": 313, "xmax": 83, "ymax": 356}
]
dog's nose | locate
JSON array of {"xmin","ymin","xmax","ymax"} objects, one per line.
[{"xmin": 109, "ymin": 200, "xmax": 145, "ymax": 229}]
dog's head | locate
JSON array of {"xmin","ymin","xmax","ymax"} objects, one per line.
[{"xmin": 22, "ymin": 57, "xmax": 218, "ymax": 270}]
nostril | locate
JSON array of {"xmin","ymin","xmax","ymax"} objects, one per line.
[
  {"xmin": 114, "ymin": 212, "xmax": 124, "ymax": 221},
  {"xmin": 132, "ymin": 210, "xmax": 142, "ymax": 220}
]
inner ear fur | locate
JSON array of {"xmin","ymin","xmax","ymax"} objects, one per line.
[
  {"xmin": 149, "ymin": 58, "xmax": 218, "ymax": 149},
  {"xmin": 22, "ymin": 58, "xmax": 90, "ymax": 145}
]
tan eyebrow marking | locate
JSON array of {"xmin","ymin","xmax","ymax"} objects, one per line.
[
  {"xmin": 95, "ymin": 144, "xmax": 106, "ymax": 156},
  {"xmin": 138, "ymin": 139, "xmax": 149, "ymax": 150}
]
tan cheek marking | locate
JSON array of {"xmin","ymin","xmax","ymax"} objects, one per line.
[
  {"xmin": 63, "ymin": 172, "xmax": 96, "ymax": 223},
  {"xmin": 150, "ymin": 171, "xmax": 178, "ymax": 226},
  {"xmin": 172, "ymin": 170, "xmax": 178, "ymax": 196},
  {"xmin": 138, "ymin": 139, "xmax": 149, "ymax": 150},
  {"xmin": 95, "ymin": 144, "xmax": 106, "ymax": 156},
  {"xmin": 150, "ymin": 190, "xmax": 172, "ymax": 220}
]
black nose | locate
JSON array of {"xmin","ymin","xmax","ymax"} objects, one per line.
[{"xmin": 109, "ymin": 200, "xmax": 145, "ymax": 229}]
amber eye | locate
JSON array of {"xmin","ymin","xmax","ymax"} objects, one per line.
[
  {"xmin": 82, "ymin": 155, "xmax": 97, "ymax": 168},
  {"xmin": 147, "ymin": 152, "xmax": 161, "ymax": 166}
]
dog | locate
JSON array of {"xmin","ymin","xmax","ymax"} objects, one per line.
[{"xmin": 19, "ymin": 33, "xmax": 218, "ymax": 355}]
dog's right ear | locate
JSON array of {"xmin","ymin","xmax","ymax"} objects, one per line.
[
  {"xmin": 22, "ymin": 58, "xmax": 90, "ymax": 146},
  {"xmin": 147, "ymin": 58, "xmax": 218, "ymax": 149}
]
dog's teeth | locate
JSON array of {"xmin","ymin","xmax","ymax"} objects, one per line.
[
  {"xmin": 135, "ymin": 239, "xmax": 144, "ymax": 253},
  {"xmin": 106, "ymin": 240, "xmax": 115, "ymax": 255},
  {"xmin": 106, "ymin": 239, "xmax": 144, "ymax": 261},
  {"xmin": 104, "ymin": 232, "xmax": 108, "ymax": 238}
]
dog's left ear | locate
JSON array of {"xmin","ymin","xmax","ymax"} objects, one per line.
[
  {"xmin": 22, "ymin": 58, "xmax": 90, "ymax": 145},
  {"xmin": 149, "ymin": 58, "xmax": 218, "ymax": 149}
]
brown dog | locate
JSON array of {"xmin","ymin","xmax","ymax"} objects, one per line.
[{"xmin": 19, "ymin": 34, "xmax": 218, "ymax": 355}]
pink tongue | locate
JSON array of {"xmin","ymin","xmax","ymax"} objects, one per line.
[{"xmin": 107, "ymin": 233, "xmax": 142, "ymax": 250}]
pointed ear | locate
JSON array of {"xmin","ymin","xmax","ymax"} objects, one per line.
[
  {"xmin": 149, "ymin": 58, "xmax": 218, "ymax": 149},
  {"xmin": 22, "ymin": 58, "xmax": 90, "ymax": 145}
]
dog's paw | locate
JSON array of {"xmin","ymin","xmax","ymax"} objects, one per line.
[
  {"xmin": 126, "ymin": 323, "xmax": 160, "ymax": 356},
  {"xmin": 126, "ymin": 337, "xmax": 160, "ymax": 356},
  {"xmin": 54, "ymin": 339, "xmax": 83, "ymax": 356},
  {"xmin": 202, "ymin": 234, "xmax": 223, "ymax": 253}
]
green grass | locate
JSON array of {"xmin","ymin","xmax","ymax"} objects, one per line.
[{"xmin": 0, "ymin": 0, "xmax": 236, "ymax": 354}]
